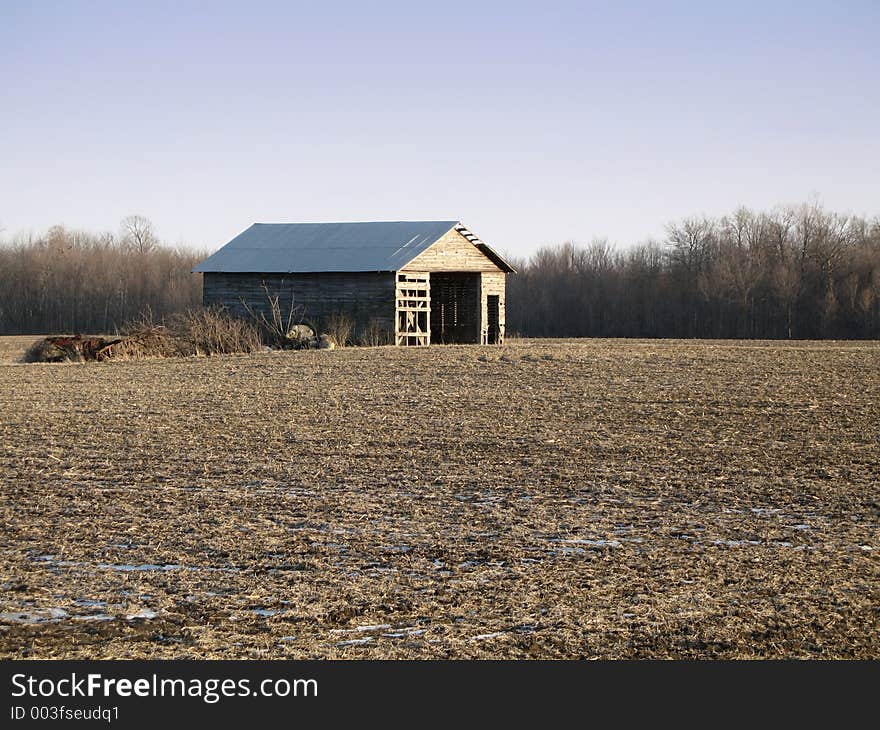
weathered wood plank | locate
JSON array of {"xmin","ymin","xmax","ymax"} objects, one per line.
[
  {"xmin": 402, "ymin": 229, "xmax": 504, "ymax": 273},
  {"xmin": 204, "ymin": 272, "xmax": 396, "ymax": 339}
]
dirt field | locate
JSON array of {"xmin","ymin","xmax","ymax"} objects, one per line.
[
  {"xmin": 0, "ymin": 336, "xmax": 41, "ymax": 364},
  {"xmin": 1, "ymin": 336, "xmax": 877, "ymax": 658}
]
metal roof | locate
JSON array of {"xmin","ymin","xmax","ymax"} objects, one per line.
[{"xmin": 194, "ymin": 221, "xmax": 514, "ymax": 273}]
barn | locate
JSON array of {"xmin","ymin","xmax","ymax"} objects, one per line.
[{"xmin": 195, "ymin": 221, "xmax": 515, "ymax": 346}]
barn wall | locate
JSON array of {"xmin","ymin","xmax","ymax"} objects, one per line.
[
  {"xmin": 402, "ymin": 229, "xmax": 504, "ymax": 273},
  {"xmin": 480, "ymin": 271, "xmax": 507, "ymax": 344},
  {"xmin": 203, "ymin": 272, "xmax": 396, "ymax": 341}
]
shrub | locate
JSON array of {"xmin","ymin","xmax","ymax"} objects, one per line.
[
  {"xmin": 115, "ymin": 307, "xmax": 262, "ymax": 359},
  {"xmin": 169, "ymin": 307, "xmax": 262, "ymax": 356},
  {"xmin": 238, "ymin": 283, "xmax": 312, "ymax": 349},
  {"xmin": 324, "ymin": 312, "xmax": 354, "ymax": 347},
  {"xmin": 359, "ymin": 318, "xmax": 391, "ymax": 346}
]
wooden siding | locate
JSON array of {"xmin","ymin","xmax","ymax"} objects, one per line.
[
  {"xmin": 479, "ymin": 271, "xmax": 506, "ymax": 344},
  {"xmin": 203, "ymin": 272, "xmax": 396, "ymax": 339},
  {"xmin": 402, "ymin": 229, "xmax": 505, "ymax": 273}
]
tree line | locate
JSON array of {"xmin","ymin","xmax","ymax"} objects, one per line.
[
  {"xmin": 1, "ymin": 203, "xmax": 878, "ymax": 339},
  {"xmin": 0, "ymin": 217, "xmax": 204, "ymax": 335},
  {"xmin": 507, "ymin": 203, "xmax": 880, "ymax": 339}
]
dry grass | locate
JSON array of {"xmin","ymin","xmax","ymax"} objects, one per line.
[
  {"xmin": 323, "ymin": 313, "xmax": 354, "ymax": 347},
  {"xmin": 0, "ymin": 338, "xmax": 877, "ymax": 659},
  {"xmin": 127, "ymin": 308, "xmax": 263, "ymax": 358}
]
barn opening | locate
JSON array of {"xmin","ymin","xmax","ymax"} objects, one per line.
[
  {"xmin": 429, "ymin": 272, "xmax": 480, "ymax": 344},
  {"xmin": 486, "ymin": 295, "xmax": 500, "ymax": 344}
]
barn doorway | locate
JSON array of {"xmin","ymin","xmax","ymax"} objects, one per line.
[
  {"xmin": 486, "ymin": 295, "xmax": 500, "ymax": 344},
  {"xmin": 430, "ymin": 272, "xmax": 480, "ymax": 344}
]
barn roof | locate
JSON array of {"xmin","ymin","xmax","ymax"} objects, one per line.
[{"xmin": 194, "ymin": 221, "xmax": 514, "ymax": 274}]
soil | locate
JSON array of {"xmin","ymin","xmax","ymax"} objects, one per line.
[{"xmin": 1, "ymin": 337, "xmax": 877, "ymax": 658}]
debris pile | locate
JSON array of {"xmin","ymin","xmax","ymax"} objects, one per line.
[
  {"xmin": 282, "ymin": 325, "xmax": 336, "ymax": 351},
  {"xmin": 22, "ymin": 317, "xmax": 338, "ymax": 363},
  {"xmin": 23, "ymin": 335, "xmax": 124, "ymax": 363}
]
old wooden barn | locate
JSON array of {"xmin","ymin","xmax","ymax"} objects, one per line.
[{"xmin": 195, "ymin": 221, "xmax": 515, "ymax": 346}]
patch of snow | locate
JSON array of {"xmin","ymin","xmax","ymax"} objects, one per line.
[
  {"xmin": 126, "ymin": 609, "xmax": 159, "ymax": 620},
  {"xmin": 382, "ymin": 628, "xmax": 427, "ymax": 638},
  {"xmin": 74, "ymin": 598, "xmax": 107, "ymax": 608},
  {"xmin": 73, "ymin": 613, "xmax": 115, "ymax": 622},
  {"xmin": 330, "ymin": 624, "xmax": 391, "ymax": 634},
  {"xmin": 0, "ymin": 608, "xmax": 68, "ymax": 624},
  {"xmin": 564, "ymin": 538, "xmax": 612, "ymax": 546}
]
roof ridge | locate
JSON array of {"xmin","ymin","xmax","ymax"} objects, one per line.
[{"xmin": 250, "ymin": 220, "xmax": 459, "ymax": 226}]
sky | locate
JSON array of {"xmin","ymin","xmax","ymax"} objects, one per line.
[{"xmin": 1, "ymin": 0, "xmax": 878, "ymax": 259}]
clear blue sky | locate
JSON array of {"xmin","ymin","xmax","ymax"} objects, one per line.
[{"xmin": 1, "ymin": 0, "xmax": 878, "ymax": 258}]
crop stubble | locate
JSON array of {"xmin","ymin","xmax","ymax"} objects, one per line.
[{"xmin": 0, "ymin": 338, "xmax": 877, "ymax": 658}]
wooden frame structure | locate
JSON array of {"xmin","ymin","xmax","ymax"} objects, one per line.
[{"xmin": 395, "ymin": 272, "xmax": 430, "ymax": 346}]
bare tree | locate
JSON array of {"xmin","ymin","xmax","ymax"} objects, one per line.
[
  {"xmin": 121, "ymin": 215, "xmax": 157, "ymax": 254},
  {"xmin": 239, "ymin": 282, "xmax": 315, "ymax": 347}
]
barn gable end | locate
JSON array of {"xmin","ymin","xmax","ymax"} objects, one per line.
[{"xmin": 401, "ymin": 228, "xmax": 506, "ymax": 273}]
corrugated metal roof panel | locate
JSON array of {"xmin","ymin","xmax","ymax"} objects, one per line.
[{"xmin": 194, "ymin": 221, "xmax": 461, "ymax": 273}]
